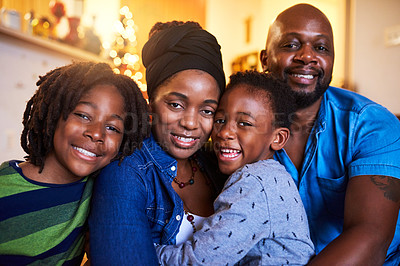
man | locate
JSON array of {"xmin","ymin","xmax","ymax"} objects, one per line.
[{"xmin": 260, "ymin": 4, "xmax": 400, "ymax": 265}]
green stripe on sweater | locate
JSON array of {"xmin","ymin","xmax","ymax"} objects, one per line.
[
  {"xmin": 26, "ymin": 233, "xmax": 85, "ymax": 266},
  {"xmin": 0, "ymin": 161, "xmax": 88, "ymax": 198},
  {"xmin": 0, "ymin": 193, "xmax": 91, "ymax": 246}
]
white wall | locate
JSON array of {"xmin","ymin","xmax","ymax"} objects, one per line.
[
  {"xmin": 350, "ymin": 0, "xmax": 400, "ymax": 114},
  {"xmin": 0, "ymin": 35, "xmax": 74, "ymax": 162}
]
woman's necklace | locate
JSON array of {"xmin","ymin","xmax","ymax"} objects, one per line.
[
  {"xmin": 173, "ymin": 159, "xmax": 197, "ymax": 189},
  {"xmin": 184, "ymin": 207, "xmax": 197, "ymax": 233}
]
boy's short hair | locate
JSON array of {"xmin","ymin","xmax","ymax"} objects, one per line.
[
  {"xmin": 21, "ymin": 61, "xmax": 150, "ymax": 172},
  {"xmin": 226, "ymin": 70, "xmax": 296, "ymax": 129}
]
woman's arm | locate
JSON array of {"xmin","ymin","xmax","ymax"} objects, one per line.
[{"xmin": 88, "ymin": 161, "xmax": 159, "ymax": 265}]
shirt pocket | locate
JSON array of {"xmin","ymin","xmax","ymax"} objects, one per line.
[
  {"xmin": 316, "ymin": 174, "xmax": 348, "ymax": 218},
  {"xmin": 146, "ymin": 203, "xmax": 175, "ymax": 242},
  {"xmin": 146, "ymin": 204, "xmax": 173, "ymax": 226}
]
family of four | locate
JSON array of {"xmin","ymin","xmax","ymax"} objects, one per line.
[{"xmin": 1, "ymin": 3, "xmax": 399, "ymax": 266}]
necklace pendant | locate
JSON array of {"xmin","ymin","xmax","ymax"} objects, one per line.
[{"xmin": 187, "ymin": 214, "xmax": 194, "ymax": 222}]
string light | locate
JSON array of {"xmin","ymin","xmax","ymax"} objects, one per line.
[{"xmin": 108, "ymin": 6, "xmax": 146, "ymax": 93}]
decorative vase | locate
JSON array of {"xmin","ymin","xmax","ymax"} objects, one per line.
[{"xmin": 64, "ymin": 16, "xmax": 80, "ymax": 46}]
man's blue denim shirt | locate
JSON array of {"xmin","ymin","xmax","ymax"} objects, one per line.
[
  {"xmin": 88, "ymin": 134, "xmax": 224, "ymax": 265},
  {"xmin": 275, "ymin": 86, "xmax": 400, "ymax": 265}
]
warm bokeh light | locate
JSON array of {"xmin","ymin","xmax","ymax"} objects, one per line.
[
  {"xmin": 125, "ymin": 12, "xmax": 133, "ymax": 19},
  {"xmin": 109, "ymin": 50, "xmax": 117, "ymax": 58},
  {"xmin": 102, "ymin": 41, "xmax": 110, "ymax": 49},
  {"xmin": 113, "ymin": 57, "xmax": 122, "ymax": 66},
  {"xmin": 119, "ymin": 6, "xmax": 129, "ymax": 16},
  {"xmin": 107, "ymin": 5, "xmax": 146, "ymax": 95},
  {"xmin": 134, "ymin": 72, "xmax": 143, "ymax": 80},
  {"xmin": 124, "ymin": 69, "xmax": 132, "ymax": 77}
]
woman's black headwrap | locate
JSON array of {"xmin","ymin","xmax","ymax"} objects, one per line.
[{"xmin": 142, "ymin": 23, "xmax": 225, "ymax": 100}]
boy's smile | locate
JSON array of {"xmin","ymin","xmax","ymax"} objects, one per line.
[{"xmin": 212, "ymin": 84, "xmax": 279, "ymax": 175}]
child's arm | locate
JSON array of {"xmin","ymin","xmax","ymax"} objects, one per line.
[{"xmin": 156, "ymin": 170, "xmax": 271, "ymax": 265}]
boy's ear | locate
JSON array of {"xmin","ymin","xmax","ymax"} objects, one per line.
[{"xmin": 270, "ymin": 127, "xmax": 290, "ymax": 151}]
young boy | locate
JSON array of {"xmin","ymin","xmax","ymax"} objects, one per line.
[
  {"xmin": 156, "ymin": 71, "xmax": 315, "ymax": 265},
  {"xmin": 0, "ymin": 62, "xmax": 150, "ymax": 265}
]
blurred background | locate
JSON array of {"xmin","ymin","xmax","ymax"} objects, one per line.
[{"xmin": 1, "ymin": 0, "xmax": 399, "ymax": 162}]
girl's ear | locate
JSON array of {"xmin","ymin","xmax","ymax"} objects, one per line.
[{"xmin": 270, "ymin": 127, "xmax": 290, "ymax": 151}]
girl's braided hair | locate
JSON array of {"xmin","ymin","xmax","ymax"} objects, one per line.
[{"xmin": 21, "ymin": 61, "xmax": 150, "ymax": 172}]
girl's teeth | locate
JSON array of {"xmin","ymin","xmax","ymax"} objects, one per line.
[{"xmin": 73, "ymin": 146, "xmax": 96, "ymax": 157}]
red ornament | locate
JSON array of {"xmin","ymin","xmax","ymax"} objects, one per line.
[{"xmin": 49, "ymin": 0, "xmax": 66, "ymax": 23}]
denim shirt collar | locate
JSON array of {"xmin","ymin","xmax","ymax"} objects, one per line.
[{"xmin": 310, "ymin": 87, "xmax": 331, "ymax": 136}]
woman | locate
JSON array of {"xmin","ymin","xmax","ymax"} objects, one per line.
[{"xmin": 88, "ymin": 21, "xmax": 226, "ymax": 265}]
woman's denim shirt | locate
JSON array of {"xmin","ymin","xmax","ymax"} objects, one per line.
[{"xmin": 88, "ymin": 134, "xmax": 224, "ymax": 265}]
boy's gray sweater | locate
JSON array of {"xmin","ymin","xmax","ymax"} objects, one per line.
[{"xmin": 156, "ymin": 159, "xmax": 315, "ymax": 265}]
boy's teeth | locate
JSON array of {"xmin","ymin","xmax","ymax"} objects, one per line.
[
  {"xmin": 73, "ymin": 146, "xmax": 96, "ymax": 157},
  {"xmin": 176, "ymin": 136, "xmax": 195, "ymax": 142},
  {"xmin": 292, "ymin": 74, "xmax": 314, "ymax": 79},
  {"xmin": 221, "ymin": 148, "xmax": 240, "ymax": 158}
]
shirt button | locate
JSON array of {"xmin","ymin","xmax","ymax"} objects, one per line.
[
  {"xmin": 176, "ymin": 215, "xmax": 181, "ymax": 221},
  {"xmin": 165, "ymin": 219, "xmax": 169, "ymax": 223},
  {"xmin": 171, "ymin": 166, "xmax": 176, "ymax": 171}
]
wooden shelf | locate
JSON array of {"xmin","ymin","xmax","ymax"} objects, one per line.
[{"xmin": 0, "ymin": 25, "xmax": 110, "ymax": 63}]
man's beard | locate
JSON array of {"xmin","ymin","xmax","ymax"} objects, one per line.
[
  {"xmin": 291, "ymin": 83, "xmax": 329, "ymax": 109},
  {"xmin": 283, "ymin": 70, "xmax": 331, "ymax": 109}
]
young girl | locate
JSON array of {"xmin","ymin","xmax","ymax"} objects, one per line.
[
  {"xmin": 156, "ymin": 71, "xmax": 315, "ymax": 265},
  {"xmin": 0, "ymin": 61, "xmax": 150, "ymax": 265}
]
